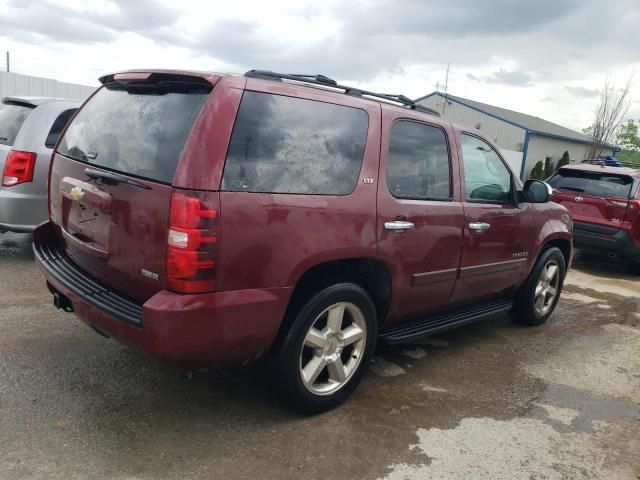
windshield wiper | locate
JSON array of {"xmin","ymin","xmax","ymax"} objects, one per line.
[{"xmin": 84, "ymin": 168, "xmax": 150, "ymax": 190}]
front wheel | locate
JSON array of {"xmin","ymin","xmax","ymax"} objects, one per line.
[
  {"xmin": 274, "ymin": 283, "xmax": 377, "ymax": 413},
  {"xmin": 513, "ymin": 247, "xmax": 566, "ymax": 326}
]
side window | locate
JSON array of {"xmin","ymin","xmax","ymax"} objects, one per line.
[
  {"xmin": 460, "ymin": 134, "xmax": 512, "ymax": 203},
  {"xmin": 222, "ymin": 91, "xmax": 368, "ymax": 195},
  {"xmin": 46, "ymin": 109, "xmax": 76, "ymax": 148},
  {"xmin": 387, "ymin": 121, "xmax": 451, "ymax": 200}
]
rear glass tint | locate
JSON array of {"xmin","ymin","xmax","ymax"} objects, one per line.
[
  {"xmin": 0, "ymin": 103, "xmax": 33, "ymax": 146},
  {"xmin": 548, "ymin": 169, "xmax": 634, "ymax": 198},
  {"xmin": 57, "ymin": 86, "xmax": 208, "ymax": 183},
  {"xmin": 46, "ymin": 108, "xmax": 76, "ymax": 148},
  {"xmin": 222, "ymin": 91, "xmax": 368, "ymax": 195}
]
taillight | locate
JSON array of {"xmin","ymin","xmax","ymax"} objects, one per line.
[
  {"xmin": 2, "ymin": 150, "xmax": 37, "ymax": 187},
  {"xmin": 606, "ymin": 198, "xmax": 629, "ymax": 208},
  {"xmin": 167, "ymin": 191, "xmax": 218, "ymax": 293}
]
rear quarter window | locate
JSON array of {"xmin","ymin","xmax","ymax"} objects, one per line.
[
  {"xmin": 548, "ymin": 169, "xmax": 634, "ymax": 198},
  {"xmin": 222, "ymin": 91, "xmax": 368, "ymax": 195},
  {"xmin": 0, "ymin": 103, "xmax": 33, "ymax": 146},
  {"xmin": 45, "ymin": 109, "xmax": 76, "ymax": 148},
  {"xmin": 57, "ymin": 86, "xmax": 208, "ymax": 184}
]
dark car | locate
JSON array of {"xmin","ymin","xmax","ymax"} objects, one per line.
[
  {"xmin": 548, "ymin": 163, "xmax": 640, "ymax": 272},
  {"xmin": 33, "ymin": 70, "xmax": 573, "ymax": 412}
]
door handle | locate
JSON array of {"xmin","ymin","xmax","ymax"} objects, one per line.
[
  {"xmin": 384, "ymin": 220, "xmax": 415, "ymax": 231},
  {"xmin": 469, "ymin": 222, "xmax": 491, "ymax": 231}
]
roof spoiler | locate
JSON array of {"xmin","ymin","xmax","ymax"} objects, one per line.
[
  {"xmin": 99, "ymin": 71, "xmax": 215, "ymax": 90},
  {"xmin": 2, "ymin": 97, "xmax": 40, "ymax": 108}
]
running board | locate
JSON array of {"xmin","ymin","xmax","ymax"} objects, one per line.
[{"xmin": 379, "ymin": 298, "xmax": 513, "ymax": 344}]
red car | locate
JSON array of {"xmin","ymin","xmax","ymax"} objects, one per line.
[
  {"xmin": 548, "ymin": 163, "xmax": 640, "ymax": 272},
  {"xmin": 33, "ymin": 70, "xmax": 572, "ymax": 412}
]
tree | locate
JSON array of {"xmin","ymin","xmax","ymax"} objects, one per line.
[
  {"xmin": 557, "ymin": 151, "xmax": 570, "ymax": 170},
  {"xmin": 544, "ymin": 156, "xmax": 555, "ymax": 178},
  {"xmin": 530, "ymin": 161, "xmax": 543, "ymax": 179},
  {"xmin": 585, "ymin": 76, "xmax": 633, "ymax": 160},
  {"xmin": 617, "ymin": 119, "xmax": 640, "ymax": 151}
]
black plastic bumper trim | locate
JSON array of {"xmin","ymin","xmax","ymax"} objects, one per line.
[{"xmin": 33, "ymin": 240, "xmax": 143, "ymax": 327}]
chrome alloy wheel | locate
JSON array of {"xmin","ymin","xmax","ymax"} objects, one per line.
[
  {"xmin": 299, "ymin": 302, "xmax": 367, "ymax": 396},
  {"xmin": 534, "ymin": 260, "xmax": 560, "ymax": 316}
]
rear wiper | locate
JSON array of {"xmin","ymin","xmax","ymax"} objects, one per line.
[
  {"xmin": 560, "ymin": 186, "xmax": 585, "ymax": 193},
  {"xmin": 84, "ymin": 168, "xmax": 150, "ymax": 190}
]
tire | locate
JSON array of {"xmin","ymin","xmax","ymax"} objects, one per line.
[
  {"xmin": 512, "ymin": 247, "xmax": 566, "ymax": 326},
  {"xmin": 274, "ymin": 283, "xmax": 377, "ymax": 414},
  {"xmin": 628, "ymin": 259, "xmax": 640, "ymax": 276}
]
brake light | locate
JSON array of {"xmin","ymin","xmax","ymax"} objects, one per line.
[
  {"xmin": 606, "ymin": 198, "xmax": 629, "ymax": 208},
  {"xmin": 167, "ymin": 191, "xmax": 218, "ymax": 293},
  {"xmin": 2, "ymin": 150, "xmax": 37, "ymax": 186}
]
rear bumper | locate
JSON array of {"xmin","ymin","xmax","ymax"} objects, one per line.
[
  {"xmin": 33, "ymin": 222, "xmax": 292, "ymax": 368},
  {"xmin": 0, "ymin": 188, "xmax": 47, "ymax": 232},
  {"xmin": 573, "ymin": 222, "xmax": 640, "ymax": 259}
]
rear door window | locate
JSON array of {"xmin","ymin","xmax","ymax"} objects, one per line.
[
  {"xmin": 548, "ymin": 170, "xmax": 634, "ymax": 198},
  {"xmin": 45, "ymin": 109, "xmax": 76, "ymax": 148},
  {"xmin": 0, "ymin": 103, "xmax": 33, "ymax": 146},
  {"xmin": 57, "ymin": 86, "xmax": 209, "ymax": 183},
  {"xmin": 222, "ymin": 91, "xmax": 368, "ymax": 195},
  {"xmin": 387, "ymin": 120, "xmax": 451, "ymax": 200}
]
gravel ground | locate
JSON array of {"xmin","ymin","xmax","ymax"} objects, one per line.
[{"xmin": 0, "ymin": 232, "xmax": 638, "ymax": 479}]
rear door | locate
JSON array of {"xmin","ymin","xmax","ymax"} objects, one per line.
[
  {"xmin": 450, "ymin": 132, "xmax": 534, "ymax": 304},
  {"xmin": 548, "ymin": 168, "xmax": 635, "ymax": 232},
  {"xmin": 377, "ymin": 109, "xmax": 464, "ymax": 322},
  {"xmin": 49, "ymin": 74, "xmax": 212, "ymax": 302}
]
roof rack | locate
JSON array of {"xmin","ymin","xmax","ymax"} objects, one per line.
[
  {"xmin": 244, "ymin": 70, "xmax": 440, "ymax": 117},
  {"xmin": 581, "ymin": 158, "xmax": 639, "ymax": 169}
]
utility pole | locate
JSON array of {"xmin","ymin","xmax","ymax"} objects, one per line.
[
  {"xmin": 442, "ymin": 63, "xmax": 450, "ymax": 115},
  {"xmin": 5, "ymin": 51, "xmax": 9, "ymax": 73}
]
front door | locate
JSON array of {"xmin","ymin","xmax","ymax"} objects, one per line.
[
  {"xmin": 377, "ymin": 112, "xmax": 464, "ymax": 323},
  {"xmin": 450, "ymin": 132, "xmax": 534, "ymax": 304}
]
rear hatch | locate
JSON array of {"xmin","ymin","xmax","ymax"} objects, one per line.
[
  {"xmin": 49, "ymin": 72, "xmax": 213, "ymax": 303},
  {"xmin": 548, "ymin": 168, "xmax": 636, "ymax": 233},
  {"xmin": 0, "ymin": 99, "xmax": 35, "ymax": 173}
]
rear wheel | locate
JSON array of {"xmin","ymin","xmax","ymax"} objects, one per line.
[
  {"xmin": 513, "ymin": 247, "xmax": 566, "ymax": 326},
  {"xmin": 628, "ymin": 258, "xmax": 640, "ymax": 275},
  {"xmin": 274, "ymin": 283, "xmax": 377, "ymax": 413}
]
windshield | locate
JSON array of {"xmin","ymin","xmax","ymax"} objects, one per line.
[
  {"xmin": 0, "ymin": 103, "xmax": 33, "ymax": 146},
  {"xmin": 548, "ymin": 169, "xmax": 634, "ymax": 198},
  {"xmin": 57, "ymin": 85, "xmax": 208, "ymax": 184}
]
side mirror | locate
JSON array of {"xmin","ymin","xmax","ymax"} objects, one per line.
[{"xmin": 523, "ymin": 179, "xmax": 552, "ymax": 203}]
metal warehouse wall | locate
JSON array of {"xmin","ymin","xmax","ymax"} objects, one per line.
[
  {"xmin": 417, "ymin": 95, "xmax": 526, "ymax": 152},
  {"xmin": 0, "ymin": 71, "xmax": 95, "ymax": 101},
  {"xmin": 524, "ymin": 135, "xmax": 613, "ymax": 178}
]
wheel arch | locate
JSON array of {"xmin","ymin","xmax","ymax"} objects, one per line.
[{"xmin": 273, "ymin": 257, "xmax": 393, "ymax": 348}]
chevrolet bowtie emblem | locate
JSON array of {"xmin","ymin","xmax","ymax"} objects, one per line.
[{"xmin": 70, "ymin": 186, "xmax": 85, "ymax": 203}]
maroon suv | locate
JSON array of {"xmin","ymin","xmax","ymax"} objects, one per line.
[
  {"xmin": 548, "ymin": 163, "xmax": 640, "ymax": 272},
  {"xmin": 33, "ymin": 70, "xmax": 572, "ymax": 412}
]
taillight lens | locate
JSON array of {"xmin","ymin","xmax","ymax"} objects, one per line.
[
  {"xmin": 2, "ymin": 150, "xmax": 37, "ymax": 187},
  {"xmin": 607, "ymin": 198, "xmax": 629, "ymax": 208},
  {"xmin": 167, "ymin": 191, "xmax": 218, "ymax": 293}
]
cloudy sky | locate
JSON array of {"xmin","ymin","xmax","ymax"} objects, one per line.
[{"xmin": 1, "ymin": 0, "xmax": 638, "ymax": 132}]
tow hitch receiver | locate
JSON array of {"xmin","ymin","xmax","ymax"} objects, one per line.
[{"xmin": 53, "ymin": 291, "xmax": 74, "ymax": 312}]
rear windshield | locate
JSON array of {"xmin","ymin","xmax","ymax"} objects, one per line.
[
  {"xmin": 0, "ymin": 103, "xmax": 33, "ymax": 146},
  {"xmin": 57, "ymin": 85, "xmax": 208, "ymax": 183},
  {"xmin": 548, "ymin": 169, "xmax": 634, "ymax": 198}
]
